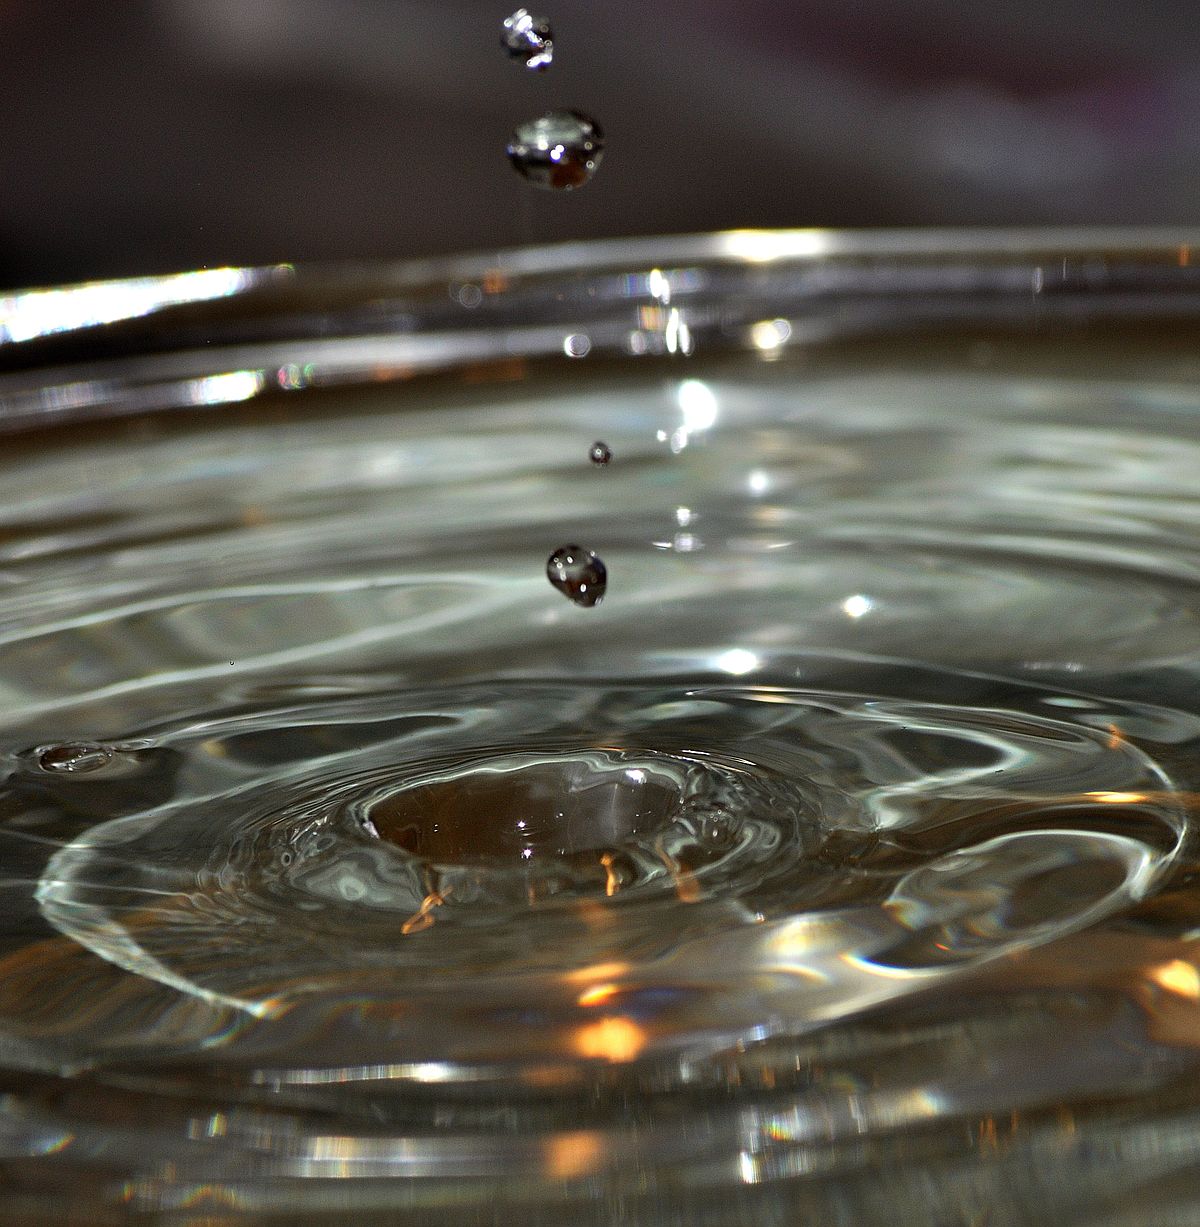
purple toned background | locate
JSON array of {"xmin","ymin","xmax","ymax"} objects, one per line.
[{"xmin": 0, "ymin": 0, "xmax": 1196, "ymax": 289}]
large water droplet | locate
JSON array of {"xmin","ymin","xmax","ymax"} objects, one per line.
[
  {"xmin": 501, "ymin": 8, "xmax": 554, "ymax": 71},
  {"xmin": 589, "ymin": 441, "xmax": 612, "ymax": 465},
  {"xmin": 36, "ymin": 742, "xmax": 114, "ymax": 774},
  {"xmin": 507, "ymin": 111, "xmax": 604, "ymax": 191},
  {"xmin": 547, "ymin": 544, "xmax": 607, "ymax": 607}
]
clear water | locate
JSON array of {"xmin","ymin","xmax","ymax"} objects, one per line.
[
  {"xmin": 502, "ymin": 8, "xmax": 554, "ymax": 71},
  {"xmin": 507, "ymin": 111, "xmax": 605, "ymax": 190},
  {"xmin": 5, "ymin": 340, "xmax": 1200, "ymax": 1223}
]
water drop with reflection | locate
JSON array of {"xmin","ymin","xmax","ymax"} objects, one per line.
[
  {"xmin": 547, "ymin": 543, "xmax": 607, "ymax": 606},
  {"xmin": 501, "ymin": 8, "xmax": 554, "ymax": 70},
  {"xmin": 507, "ymin": 111, "xmax": 604, "ymax": 190},
  {"xmin": 36, "ymin": 742, "xmax": 115, "ymax": 774}
]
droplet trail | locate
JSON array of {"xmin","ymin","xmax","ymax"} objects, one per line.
[
  {"xmin": 547, "ymin": 544, "xmax": 607, "ymax": 607},
  {"xmin": 590, "ymin": 441, "xmax": 612, "ymax": 466},
  {"xmin": 501, "ymin": 9, "xmax": 554, "ymax": 71},
  {"xmin": 507, "ymin": 111, "xmax": 605, "ymax": 191}
]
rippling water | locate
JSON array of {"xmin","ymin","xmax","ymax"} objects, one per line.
[{"xmin": 6, "ymin": 331, "xmax": 1200, "ymax": 1223}]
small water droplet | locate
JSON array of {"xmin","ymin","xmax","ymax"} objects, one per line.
[
  {"xmin": 37, "ymin": 742, "xmax": 114, "ymax": 774},
  {"xmin": 507, "ymin": 111, "xmax": 604, "ymax": 191},
  {"xmin": 501, "ymin": 8, "xmax": 554, "ymax": 70},
  {"xmin": 547, "ymin": 544, "xmax": 607, "ymax": 607},
  {"xmin": 589, "ymin": 441, "xmax": 612, "ymax": 466}
]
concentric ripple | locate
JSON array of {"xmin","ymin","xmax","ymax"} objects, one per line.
[
  {"xmin": 4, "ymin": 338, "xmax": 1200, "ymax": 1222},
  {"xmin": 27, "ymin": 682, "xmax": 1183, "ymax": 1070}
]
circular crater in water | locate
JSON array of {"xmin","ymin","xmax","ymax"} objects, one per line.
[{"xmin": 27, "ymin": 681, "xmax": 1186, "ymax": 1072}]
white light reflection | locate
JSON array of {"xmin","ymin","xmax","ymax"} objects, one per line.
[
  {"xmin": 842, "ymin": 594, "xmax": 872, "ymax": 619},
  {"xmin": 747, "ymin": 470, "xmax": 769, "ymax": 496},
  {"xmin": 718, "ymin": 229, "xmax": 832, "ymax": 265},
  {"xmin": 664, "ymin": 307, "xmax": 692, "ymax": 354},
  {"xmin": 750, "ymin": 318, "xmax": 792, "ymax": 351},
  {"xmin": 677, "ymin": 380, "xmax": 718, "ymax": 431},
  {"xmin": 0, "ymin": 267, "xmax": 256, "ymax": 344},
  {"xmin": 188, "ymin": 370, "xmax": 266, "ymax": 406},
  {"xmin": 714, "ymin": 648, "xmax": 759, "ymax": 675}
]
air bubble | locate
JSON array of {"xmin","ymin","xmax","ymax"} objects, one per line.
[
  {"xmin": 501, "ymin": 9, "xmax": 554, "ymax": 71},
  {"xmin": 589, "ymin": 441, "xmax": 612, "ymax": 466},
  {"xmin": 547, "ymin": 544, "xmax": 607, "ymax": 607},
  {"xmin": 694, "ymin": 806, "xmax": 741, "ymax": 851},
  {"xmin": 36, "ymin": 742, "xmax": 114, "ymax": 774},
  {"xmin": 507, "ymin": 111, "xmax": 604, "ymax": 191}
]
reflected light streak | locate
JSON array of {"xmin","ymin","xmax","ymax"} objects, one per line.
[
  {"xmin": 599, "ymin": 852, "xmax": 619, "ymax": 898},
  {"xmin": 719, "ymin": 229, "xmax": 833, "ymax": 265},
  {"xmin": 0, "ymin": 267, "xmax": 255, "ymax": 343},
  {"xmin": 1086, "ymin": 791, "xmax": 1147, "ymax": 804},
  {"xmin": 577, "ymin": 982, "xmax": 620, "ymax": 1007},
  {"xmin": 188, "ymin": 370, "xmax": 265, "ymax": 406},
  {"xmin": 664, "ymin": 307, "xmax": 692, "ymax": 355},
  {"xmin": 564, "ymin": 961, "xmax": 631, "ymax": 985},
  {"xmin": 401, "ymin": 890, "xmax": 445, "ymax": 935}
]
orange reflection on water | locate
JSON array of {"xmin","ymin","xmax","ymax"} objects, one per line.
[
  {"xmin": 600, "ymin": 852, "xmax": 619, "ymax": 897},
  {"xmin": 577, "ymin": 982, "xmax": 620, "ymax": 1008},
  {"xmin": 573, "ymin": 1017, "xmax": 646, "ymax": 1063},
  {"xmin": 564, "ymin": 961, "xmax": 631, "ymax": 985},
  {"xmin": 401, "ymin": 890, "xmax": 445, "ymax": 935},
  {"xmin": 544, "ymin": 1131, "xmax": 604, "ymax": 1180},
  {"xmin": 1147, "ymin": 958, "xmax": 1200, "ymax": 1000}
]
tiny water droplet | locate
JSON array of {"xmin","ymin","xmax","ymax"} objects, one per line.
[
  {"xmin": 501, "ymin": 8, "xmax": 554, "ymax": 71},
  {"xmin": 547, "ymin": 544, "xmax": 607, "ymax": 607},
  {"xmin": 507, "ymin": 111, "xmax": 604, "ymax": 191},
  {"xmin": 589, "ymin": 441, "xmax": 612, "ymax": 465},
  {"xmin": 37, "ymin": 742, "xmax": 114, "ymax": 774}
]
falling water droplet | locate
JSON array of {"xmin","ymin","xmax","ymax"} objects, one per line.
[
  {"xmin": 589, "ymin": 441, "xmax": 612, "ymax": 466},
  {"xmin": 507, "ymin": 111, "xmax": 605, "ymax": 191},
  {"xmin": 547, "ymin": 544, "xmax": 607, "ymax": 607},
  {"xmin": 501, "ymin": 8, "xmax": 554, "ymax": 71},
  {"xmin": 37, "ymin": 742, "xmax": 114, "ymax": 774}
]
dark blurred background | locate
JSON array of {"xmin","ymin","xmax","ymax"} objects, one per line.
[{"xmin": 1, "ymin": 0, "xmax": 1197, "ymax": 290}]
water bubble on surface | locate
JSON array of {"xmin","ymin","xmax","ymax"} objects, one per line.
[
  {"xmin": 547, "ymin": 543, "xmax": 607, "ymax": 606},
  {"xmin": 36, "ymin": 742, "xmax": 114, "ymax": 774},
  {"xmin": 507, "ymin": 111, "xmax": 604, "ymax": 190},
  {"xmin": 501, "ymin": 8, "xmax": 554, "ymax": 70},
  {"xmin": 589, "ymin": 440, "xmax": 612, "ymax": 465}
]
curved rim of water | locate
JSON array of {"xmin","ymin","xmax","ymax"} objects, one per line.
[{"xmin": 4, "ymin": 225, "xmax": 1200, "ymax": 434}]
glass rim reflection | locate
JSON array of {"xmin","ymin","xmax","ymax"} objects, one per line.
[{"xmin": 5, "ymin": 226, "xmax": 1200, "ymax": 434}]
